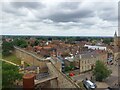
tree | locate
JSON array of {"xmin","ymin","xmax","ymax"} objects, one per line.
[
  {"xmin": 2, "ymin": 41, "xmax": 14, "ymax": 56},
  {"xmin": 33, "ymin": 40, "xmax": 39, "ymax": 46},
  {"xmin": 2, "ymin": 62, "xmax": 22, "ymax": 88},
  {"xmin": 13, "ymin": 39, "xmax": 28, "ymax": 48},
  {"xmin": 64, "ymin": 63, "xmax": 75, "ymax": 72},
  {"xmin": 93, "ymin": 60, "xmax": 111, "ymax": 82},
  {"xmin": 102, "ymin": 38, "xmax": 113, "ymax": 45}
]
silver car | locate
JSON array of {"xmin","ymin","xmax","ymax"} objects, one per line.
[{"xmin": 82, "ymin": 80, "xmax": 97, "ymax": 90}]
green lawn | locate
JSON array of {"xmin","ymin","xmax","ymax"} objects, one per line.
[
  {"xmin": 2, "ymin": 54, "xmax": 30, "ymax": 67},
  {"xmin": 2, "ymin": 54, "xmax": 21, "ymax": 65}
]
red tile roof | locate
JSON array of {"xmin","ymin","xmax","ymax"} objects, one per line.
[{"xmin": 34, "ymin": 46, "xmax": 42, "ymax": 50}]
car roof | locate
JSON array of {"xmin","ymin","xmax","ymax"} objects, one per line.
[{"xmin": 86, "ymin": 80, "xmax": 94, "ymax": 85}]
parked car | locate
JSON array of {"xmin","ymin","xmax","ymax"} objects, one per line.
[
  {"xmin": 82, "ymin": 80, "xmax": 97, "ymax": 90},
  {"xmin": 69, "ymin": 73, "xmax": 75, "ymax": 76}
]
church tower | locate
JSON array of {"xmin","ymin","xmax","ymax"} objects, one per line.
[
  {"xmin": 114, "ymin": 31, "xmax": 118, "ymax": 47},
  {"xmin": 114, "ymin": 31, "xmax": 118, "ymax": 52}
]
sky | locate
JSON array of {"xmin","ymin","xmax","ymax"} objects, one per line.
[{"xmin": 0, "ymin": 0, "xmax": 118, "ymax": 36}]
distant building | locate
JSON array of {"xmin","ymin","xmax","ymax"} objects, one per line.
[
  {"xmin": 84, "ymin": 44, "xmax": 106, "ymax": 50},
  {"xmin": 114, "ymin": 31, "xmax": 120, "ymax": 52}
]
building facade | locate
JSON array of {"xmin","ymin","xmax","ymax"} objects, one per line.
[{"xmin": 74, "ymin": 50, "xmax": 107, "ymax": 73}]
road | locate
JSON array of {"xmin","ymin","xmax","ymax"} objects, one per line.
[
  {"xmin": 105, "ymin": 64, "xmax": 118, "ymax": 87},
  {"xmin": 71, "ymin": 71, "xmax": 93, "ymax": 83},
  {"xmin": 71, "ymin": 62, "xmax": 118, "ymax": 88}
]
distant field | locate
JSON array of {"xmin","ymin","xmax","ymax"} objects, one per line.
[{"xmin": 2, "ymin": 54, "xmax": 21, "ymax": 65}]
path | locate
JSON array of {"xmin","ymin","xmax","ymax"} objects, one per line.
[{"xmin": 0, "ymin": 59, "xmax": 19, "ymax": 66}]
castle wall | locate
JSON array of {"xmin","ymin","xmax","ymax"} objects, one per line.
[
  {"xmin": 14, "ymin": 46, "xmax": 49, "ymax": 73},
  {"xmin": 14, "ymin": 46, "xmax": 80, "ymax": 88},
  {"xmin": 47, "ymin": 62, "xmax": 80, "ymax": 88}
]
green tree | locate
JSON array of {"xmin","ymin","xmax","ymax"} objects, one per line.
[
  {"xmin": 102, "ymin": 38, "xmax": 113, "ymax": 45},
  {"xmin": 64, "ymin": 63, "xmax": 75, "ymax": 72},
  {"xmin": 34, "ymin": 40, "xmax": 39, "ymax": 46},
  {"xmin": 93, "ymin": 60, "xmax": 111, "ymax": 82},
  {"xmin": 13, "ymin": 39, "xmax": 28, "ymax": 48},
  {"xmin": 2, "ymin": 41, "xmax": 14, "ymax": 56},
  {"xmin": 2, "ymin": 62, "xmax": 22, "ymax": 88}
]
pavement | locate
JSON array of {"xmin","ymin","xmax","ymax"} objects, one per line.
[{"xmin": 96, "ymin": 82, "xmax": 109, "ymax": 88}]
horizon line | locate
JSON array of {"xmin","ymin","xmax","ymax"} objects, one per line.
[{"xmin": 2, "ymin": 34, "xmax": 114, "ymax": 38}]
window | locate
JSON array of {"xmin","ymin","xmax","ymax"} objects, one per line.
[
  {"xmin": 82, "ymin": 61, "xmax": 83, "ymax": 63},
  {"xmin": 88, "ymin": 65, "xmax": 89, "ymax": 69}
]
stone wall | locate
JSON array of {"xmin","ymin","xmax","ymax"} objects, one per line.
[
  {"xmin": 47, "ymin": 62, "xmax": 80, "ymax": 88},
  {"xmin": 14, "ymin": 47, "xmax": 80, "ymax": 88},
  {"xmin": 14, "ymin": 47, "xmax": 49, "ymax": 73}
]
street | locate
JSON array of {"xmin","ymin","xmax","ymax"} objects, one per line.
[
  {"xmin": 105, "ymin": 63, "xmax": 118, "ymax": 88},
  {"xmin": 71, "ymin": 61, "xmax": 118, "ymax": 89}
]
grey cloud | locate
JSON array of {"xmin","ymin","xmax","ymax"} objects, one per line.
[
  {"xmin": 99, "ymin": 11, "xmax": 117, "ymax": 21},
  {"xmin": 2, "ymin": 3, "xmax": 16, "ymax": 14},
  {"xmin": 59, "ymin": 2, "xmax": 81, "ymax": 9},
  {"xmin": 46, "ymin": 9, "xmax": 94, "ymax": 22},
  {"xmin": 2, "ymin": 3, "xmax": 25, "ymax": 16},
  {"xmin": 1, "ymin": 1, "xmax": 117, "ymax": 36},
  {"xmin": 2, "ymin": 7, "xmax": 26, "ymax": 16},
  {"xmin": 2, "ymin": 2, "xmax": 45, "ymax": 17},
  {"xmin": 11, "ymin": 2, "xmax": 45, "ymax": 9},
  {"xmin": 101, "ymin": 15, "xmax": 117, "ymax": 21},
  {"xmin": 2, "ymin": 8, "xmax": 16, "ymax": 14},
  {"xmin": 96, "ymin": 2, "xmax": 117, "ymax": 22}
]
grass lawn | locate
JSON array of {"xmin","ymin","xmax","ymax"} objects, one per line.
[
  {"xmin": 2, "ymin": 54, "xmax": 21, "ymax": 65},
  {"xmin": 2, "ymin": 54, "xmax": 30, "ymax": 67}
]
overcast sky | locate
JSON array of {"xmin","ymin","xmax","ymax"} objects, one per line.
[{"xmin": 1, "ymin": 0, "xmax": 118, "ymax": 36}]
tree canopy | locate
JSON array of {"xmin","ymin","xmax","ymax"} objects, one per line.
[
  {"xmin": 102, "ymin": 38, "xmax": 113, "ymax": 45},
  {"xmin": 13, "ymin": 38, "xmax": 28, "ymax": 48},
  {"xmin": 2, "ymin": 41, "xmax": 14, "ymax": 56},
  {"xmin": 2, "ymin": 62, "xmax": 22, "ymax": 88},
  {"xmin": 93, "ymin": 60, "xmax": 111, "ymax": 82}
]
